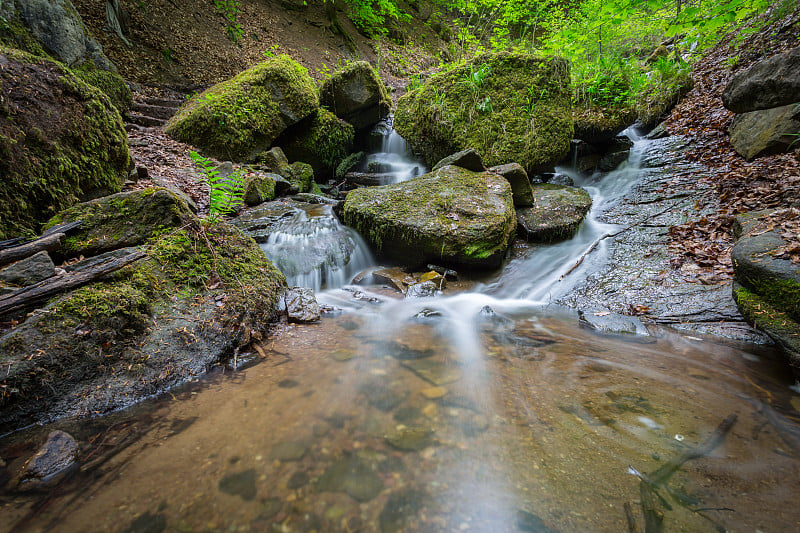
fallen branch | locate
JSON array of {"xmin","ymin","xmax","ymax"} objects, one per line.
[
  {"xmin": 0, "ymin": 251, "xmax": 146, "ymax": 317},
  {"xmin": 0, "ymin": 233, "xmax": 64, "ymax": 268}
]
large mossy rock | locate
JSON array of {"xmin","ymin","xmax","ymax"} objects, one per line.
[
  {"xmin": 731, "ymin": 210, "xmax": 800, "ymax": 374},
  {"xmin": 394, "ymin": 52, "xmax": 572, "ymax": 174},
  {"xmin": 0, "ymin": 191, "xmax": 286, "ymax": 430},
  {"xmin": 342, "ymin": 165, "xmax": 516, "ymax": 268},
  {"xmin": 729, "ymin": 103, "xmax": 800, "ymax": 160},
  {"xmin": 723, "ymin": 47, "xmax": 800, "ymax": 113},
  {"xmin": 274, "ymin": 108, "xmax": 355, "ymax": 177},
  {"xmin": 573, "ymin": 105, "xmax": 637, "ymax": 145},
  {"xmin": 319, "ymin": 60, "xmax": 391, "ymax": 130},
  {"xmin": 44, "ymin": 188, "xmax": 195, "ymax": 256},
  {"xmin": 166, "ymin": 55, "xmax": 319, "ymax": 161},
  {"xmin": 516, "ymin": 184, "xmax": 592, "ymax": 242},
  {"xmin": 0, "ymin": 47, "xmax": 131, "ymax": 240}
]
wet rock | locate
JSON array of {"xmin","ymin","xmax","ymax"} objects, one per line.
[
  {"xmin": 385, "ymin": 426, "xmax": 435, "ymax": 451},
  {"xmin": 729, "ymin": 103, "xmax": 800, "ymax": 160},
  {"xmin": 516, "ymin": 509, "xmax": 556, "ymax": 532},
  {"xmin": 393, "ymin": 406, "xmax": 423, "ymax": 424},
  {"xmin": 722, "ymin": 47, "xmax": 800, "ymax": 113},
  {"xmin": 645, "ymin": 121, "xmax": 670, "ymax": 140},
  {"xmin": 401, "ymin": 358, "xmax": 462, "ymax": 385},
  {"xmin": 0, "ymin": 251, "xmax": 54, "ymax": 286},
  {"xmin": 597, "ymin": 150, "xmax": 629, "ymax": 172},
  {"xmin": 461, "ymin": 413, "xmax": 490, "ymax": 437},
  {"xmin": 270, "ymin": 441, "xmax": 308, "ymax": 461},
  {"xmin": 578, "ymin": 310, "xmax": 651, "ymax": 337},
  {"xmin": 419, "ymin": 270, "xmax": 447, "ymax": 288},
  {"xmin": 11, "ymin": 430, "xmax": 78, "ymax": 491},
  {"xmin": 489, "ymin": 163, "xmax": 534, "ymax": 207},
  {"xmin": 166, "ymin": 56, "xmax": 319, "ymax": 161},
  {"xmin": 384, "ymin": 341, "xmax": 434, "ymax": 360},
  {"xmin": 359, "ymin": 381, "xmax": 408, "ymax": 412},
  {"xmin": 405, "ymin": 280, "xmax": 440, "ymax": 299},
  {"xmin": 516, "ymin": 184, "xmax": 592, "ymax": 242},
  {"xmin": 373, "ymin": 267, "xmax": 411, "ymax": 293},
  {"xmin": 426, "ymin": 264, "xmax": 458, "ymax": 280},
  {"xmin": 343, "ymin": 165, "xmax": 516, "ymax": 268},
  {"xmin": 286, "ymin": 470, "xmax": 309, "ymax": 489},
  {"xmin": 291, "ymin": 193, "xmax": 340, "ymax": 205},
  {"xmin": 421, "ymin": 386, "xmax": 448, "ymax": 399},
  {"xmin": 256, "ymin": 147, "xmax": 290, "ymax": 174},
  {"xmin": 320, "ymin": 61, "xmax": 391, "ymax": 129},
  {"xmin": 218, "ymin": 469, "xmax": 257, "ymax": 501},
  {"xmin": 317, "ymin": 455, "xmax": 384, "ymax": 502},
  {"xmin": 122, "ymin": 512, "xmax": 167, "ymax": 533},
  {"xmin": 284, "ymin": 287, "xmax": 321, "ymax": 323},
  {"xmin": 548, "ymin": 173, "xmax": 574, "ymax": 186},
  {"xmin": 432, "ymin": 149, "xmax": 485, "ymax": 172},
  {"xmin": 379, "ymin": 489, "xmax": 426, "ymax": 533}
]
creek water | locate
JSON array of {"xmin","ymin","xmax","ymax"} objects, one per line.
[{"xmin": 2, "ymin": 131, "xmax": 800, "ymax": 532}]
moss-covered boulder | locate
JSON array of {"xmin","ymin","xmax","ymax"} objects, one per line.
[
  {"xmin": 44, "ymin": 188, "xmax": 194, "ymax": 257},
  {"xmin": 516, "ymin": 184, "xmax": 592, "ymax": 242},
  {"xmin": 320, "ymin": 60, "xmax": 391, "ymax": 130},
  {"xmin": 287, "ymin": 162, "xmax": 323, "ymax": 195},
  {"xmin": 0, "ymin": 47, "xmax": 131, "ymax": 240},
  {"xmin": 342, "ymin": 165, "xmax": 516, "ymax": 268},
  {"xmin": 275, "ymin": 108, "xmax": 355, "ymax": 177},
  {"xmin": 243, "ymin": 173, "xmax": 278, "ymax": 206},
  {"xmin": 731, "ymin": 210, "xmax": 800, "ymax": 374},
  {"xmin": 0, "ymin": 209, "xmax": 286, "ymax": 430},
  {"xmin": 573, "ymin": 105, "xmax": 637, "ymax": 145},
  {"xmin": 72, "ymin": 63, "xmax": 132, "ymax": 113},
  {"xmin": 166, "ymin": 55, "xmax": 319, "ymax": 161},
  {"xmin": 394, "ymin": 52, "xmax": 572, "ymax": 174}
]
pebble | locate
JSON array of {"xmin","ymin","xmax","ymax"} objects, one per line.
[{"xmin": 421, "ymin": 386, "xmax": 447, "ymax": 399}]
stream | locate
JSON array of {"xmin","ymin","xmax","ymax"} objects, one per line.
[{"xmin": 2, "ymin": 130, "xmax": 800, "ymax": 532}]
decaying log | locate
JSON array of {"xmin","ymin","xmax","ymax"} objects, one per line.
[
  {"xmin": 0, "ymin": 233, "xmax": 64, "ymax": 268},
  {"xmin": 0, "ymin": 251, "xmax": 146, "ymax": 317}
]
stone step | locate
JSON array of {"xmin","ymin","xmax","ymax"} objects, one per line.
[
  {"xmin": 141, "ymin": 96, "xmax": 183, "ymax": 108},
  {"xmin": 131, "ymin": 102, "xmax": 178, "ymax": 120},
  {"xmin": 125, "ymin": 113, "xmax": 166, "ymax": 128}
]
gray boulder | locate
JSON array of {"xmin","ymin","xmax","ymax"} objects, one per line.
[
  {"xmin": 343, "ymin": 165, "xmax": 516, "ymax": 268},
  {"xmin": 11, "ymin": 0, "xmax": 116, "ymax": 70},
  {"xmin": 285, "ymin": 286, "xmax": 321, "ymax": 323},
  {"xmin": 0, "ymin": 250, "xmax": 55, "ymax": 286},
  {"xmin": 320, "ymin": 61, "xmax": 391, "ymax": 130},
  {"xmin": 722, "ymin": 47, "xmax": 800, "ymax": 113},
  {"xmin": 729, "ymin": 103, "xmax": 800, "ymax": 160},
  {"xmin": 489, "ymin": 163, "xmax": 533, "ymax": 207},
  {"xmin": 432, "ymin": 149, "xmax": 485, "ymax": 172},
  {"xmin": 516, "ymin": 184, "xmax": 592, "ymax": 242}
]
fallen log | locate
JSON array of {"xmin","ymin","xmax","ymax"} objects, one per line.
[
  {"xmin": 0, "ymin": 250, "xmax": 146, "ymax": 317},
  {"xmin": 0, "ymin": 233, "xmax": 64, "ymax": 268}
]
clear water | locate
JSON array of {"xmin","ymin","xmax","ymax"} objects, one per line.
[{"xmin": 2, "ymin": 132, "xmax": 800, "ymax": 532}]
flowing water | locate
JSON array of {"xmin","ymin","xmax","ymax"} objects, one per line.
[
  {"xmin": 362, "ymin": 119, "xmax": 427, "ymax": 184},
  {"xmin": 2, "ymin": 130, "xmax": 800, "ymax": 532}
]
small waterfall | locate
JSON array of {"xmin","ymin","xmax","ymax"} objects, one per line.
[
  {"xmin": 362, "ymin": 117, "xmax": 426, "ymax": 183},
  {"xmin": 236, "ymin": 201, "xmax": 374, "ymax": 292}
]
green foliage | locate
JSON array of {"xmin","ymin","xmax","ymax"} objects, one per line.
[
  {"xmin": 190, "ymin": 151, "xmax": 245, "ymax": 221},
  {"xmin": 336, "ymin": 0, "xmax": 411, "ymax": 37},
  {"xmin": 214, "ymin": 0, "xmax": 244, "ymax": 43}
]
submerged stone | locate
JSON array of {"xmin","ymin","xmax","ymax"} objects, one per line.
[
  {"xmin": 218, "ymin": 469, "xmax": 257, "ymax": 501},
  {"xmin": 385, "ymin": 426, "xmax": 435, "ymax": 451},
  {"xmin": 284, "ymin": 286, "xmax": 321, "ymax": 323},
  {"xmin": 400, "ymin": 358, "xmax": 462, "ymax": 386},
  {"xmin": 270, "ymin": 441, "xmax": 308, "ymax": 461},
  {"xmin": 343, "ymin": 165, "xmax": 516, "ymax": 268},
  {"xmin": 317, "ymin": 455, "xmax": 384, "ymax": 502},
  {"xmin": 379, "ymin": 489, "xmax": 426, "ymax": 533},
  {"xmin": 12, "ymin": 430, "xmax": 78, "ymax": 491},
  {"xmin": 122, "ymin": 512, "xmax": 166, "ymax": 533}
]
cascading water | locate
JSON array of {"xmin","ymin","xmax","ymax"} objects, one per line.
[{"xmin": 361, "ymin": 117, "xmax": 427, "ymax": 183}]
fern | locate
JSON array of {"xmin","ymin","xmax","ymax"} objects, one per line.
[{"xmin": 190, "ymin": 151, "xmax": 245, "ymax": 222}]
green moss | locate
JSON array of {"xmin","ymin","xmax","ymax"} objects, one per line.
[
  {"xmin": 0, "ymin": 14, "xmax": 48, "ymax": 57},
  {"xmin": 743, "ymin": 277, "xmax": 800, "ymax": 322},
  {"xmin": 287, "ymin": 161, "xmax": 322, "ymax": 194},
  {"xmin": 243, "ymin": 174, "xmax": 277, "ymax": 206},
  {"xmin": 166, "ymin": 55, "xmax": 319, "ymax": 161},
  {"xmin": 573, "ymin": 104, "xmax": 637, "ymax": 142},
  {"xmin": 0, "ymin": 47, "xmax": 131, "ymax": 240},
  {"xmin": 336, "ymin": 151, "xmax": 365, "ymax": 179},
  {"xmin": 636, "ymin": 71, "xmax": 693, "ymax": 128},
  {"xmin": 394, "ymin": 52, "xmax": 572, "ymax": 173},
  {"xmin": 733, "ymin": 285, "xmax": 800, "ymax": 369},
  {"xmin": 73, "ymin": 64, "xmax": 132, "ymax": 113},
  {"xmin": 278, "ymin": 108, "xmax": 355, "ymax": 176}
]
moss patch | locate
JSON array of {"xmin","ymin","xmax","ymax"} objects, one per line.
[
  {"xmin": 73, "ymin": 63, "xmax": 132, "ymax": 113},
  {"xmin": 166, "ymin": 55, "xmax": 319, "ymax": 161},
  {"xmin": 275, "ymin": 108, "xmax": 355, "ymax": 177},
  {"xmin": 573, "ymin": 105, "xmax": 637, "ymax": 144},
  {"xmin": 733, "ymin": 284, "xmax": 800, "ymax": 371},
  {"xmin": 342, "ymin": 165, "xmax": 515, "ymax": 267},
  {"xmin": 394, "ymin": 52, "xmax": 572, "ymax": 173}
]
